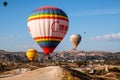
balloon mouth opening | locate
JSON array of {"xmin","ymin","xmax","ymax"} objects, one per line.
[
  {"xmin": 45, "ymin": 53, "xmax": 50, "ymax": 56},
  {"xmin": 41, "ymin": 47, "xmax": 55, "ymax": 55}
]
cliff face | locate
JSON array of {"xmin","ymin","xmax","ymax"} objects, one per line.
[
  {"xmin": 0, "ymin": 50, "xmax": 120, "ymax": 63},
  {"xmin": 0, "ymin": 50, "xmax": 44, "ymax": 63},
  {"xmin": 0, "ymin": 52, "xmax": 26, "ymax": 62},
  {"xmin": 50, "ymin": 50, "xmax": 120, "ymax": 62}
]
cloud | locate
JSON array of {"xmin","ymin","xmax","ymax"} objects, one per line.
[
  {"xmin": 90, "ymin": 33, "xmax": 120, "ymax": 41},
  {"xmin": 0, "ymin": 34, "xmax": 40, "ymax": 51},
  {"xmin": 14, "ymin": 43, "xmax": 41, "ymax": 52}
]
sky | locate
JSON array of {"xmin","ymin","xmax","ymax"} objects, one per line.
[{"xmin": 0, "ymin": 0, "xmax": 120, "ymax": 52}]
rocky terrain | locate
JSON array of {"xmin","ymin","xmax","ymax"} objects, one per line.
[
  {"xmin": 1, "ymin": 49, "xmax": 120, "ymax": 80},
  {"xmin": 1, "ymin": 49, "xmax": 120, "ymax": 62},
  {"xmin": 0, "ymin": 66, "xmax": 63, "ymax": 80}
]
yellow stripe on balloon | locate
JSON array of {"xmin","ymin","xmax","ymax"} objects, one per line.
[
  {"xmin": 29, "ymin": 14, "xmax": 68, "ymax": 19},
  {"xmin": 28, "ymin": 14, "xmax": 68, "ymax": 21},
  {"xmin": 34, "ymin": 38, "xmax": 61, "ymax": 42}
]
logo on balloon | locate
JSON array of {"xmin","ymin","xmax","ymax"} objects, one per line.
[{"xmin": 51, "ymin": 21, "xmax": 68, "ymax": 34}]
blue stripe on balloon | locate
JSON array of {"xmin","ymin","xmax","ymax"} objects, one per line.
[
  {"xmin": 31, "ymin": 9, "xmax": 68, "ymax": 17},
  {"xmin": 38, "ymin": 41, "xmax": 60, "ymax": 47}
]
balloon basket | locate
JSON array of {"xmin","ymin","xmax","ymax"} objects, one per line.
[
  {"xmin": 45, "ymin": 55, "xmax": 51, "ymax": 60},
  {"xmin": 44, "ymin": 55, "xmax": 52, "ymax": 66},
  {"xmin": 73, "ymin": 48, "xmax": 77, "ymax": 51}
]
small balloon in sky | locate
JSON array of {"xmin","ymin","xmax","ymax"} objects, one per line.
[
  {"xmin": 84, "ymin": 32, "xmax": 86, "ymax": 34},
  {"xmin": 3, "ymin": 1, "xmax": 8, "ymax": 7},
  {"xmin": 70, "ymin": 34, "xmax": 82, "ymax": 49}
]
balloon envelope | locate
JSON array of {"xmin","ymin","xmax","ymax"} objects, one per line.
[
  {"xmin": 70, "ymin": 34, "xmax": 81, "ymax": 49},
  {"xmin": 27, "ymin": 6, "xmax": 69, "ymax": 56},
  {"xmin": 3, "ymin": 2, "xmax": 7, "ymax": 7},
  {"xmin": 26, "ymin": 49, "xmax": 38, "ymax": 61}
]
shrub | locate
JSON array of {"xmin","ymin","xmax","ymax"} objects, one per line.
[{"xmin": 109, "ymin": 67, "xmax": 120, "ymax": 72}]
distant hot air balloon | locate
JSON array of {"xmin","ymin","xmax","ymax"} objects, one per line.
[
  {"xmin": 26, "ymin": 49, "xmax": 38, "ymax": 61},
  {"xmin": 3, "ymin": 1, "xmax": 7, "ymax": 7},
  {"xmin": 27, "ymin": 6, "xmax": 69, "ymax": 57},
  {"xmin": 70, "ymin": 34, "xmax": 81, "ymax": 49},
  {"xmin": 84, "ymin": 32, "xmax": 86, "ymax": 34}
]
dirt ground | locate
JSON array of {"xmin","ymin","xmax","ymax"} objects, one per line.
[{"xmin": 0, "ymin": 66, "xmax": 63, "ymax": 80}]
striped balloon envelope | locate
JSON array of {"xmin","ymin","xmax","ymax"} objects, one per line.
[{"xmin": 27, "ymin": 6, "xmax": 69, "ymax": 56}]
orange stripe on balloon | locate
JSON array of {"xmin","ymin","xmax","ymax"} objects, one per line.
[
  {"xmin": 28, "ymin": 57, "xmax": 35, "ymax": 61},
  {"xmin": 28, "ymin": 16, "xmax": 68, "ymax": 22}
]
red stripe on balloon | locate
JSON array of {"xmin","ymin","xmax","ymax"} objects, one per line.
[
  {"xmin": 34, "ymin": 36, "xmax": 63, "ymax": 40},
  {"xmin": 34, "ymin": 6, "xmax": 60, "ymax": 11}
]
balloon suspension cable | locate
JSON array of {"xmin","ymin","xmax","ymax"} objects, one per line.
[
  {"xmin": 73, "ymin": 48, "xmax": 77, "ymax": 51},
  {"xmin": 30, "ymin": 60, "xmax": 33, "ymax": 65},
  {"xmin": 45, "ymin": 55, "xmax": 51, "ymax": 60},
  {"xmin": 44, "ymin": 54, "xmax": 51, "ymax": 66}
]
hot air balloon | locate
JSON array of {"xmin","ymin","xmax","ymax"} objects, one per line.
[
  {"xmin": 84, "ymin": 32, "xmax": 86, "ymax": 34},
  {"xmin": 26, "ymin": 49, "xmax": 38, "ymax": 61},
  {"xmin": 70, "ymin": 34, "xmax": 81, "ymax": 49},
  {"xmin": 27, "ymin": 6, "xmax": 69, "ymax": 57},
  {"xmin": 3, "ymin": 1, "xmax": 7, "ymax": 7}
]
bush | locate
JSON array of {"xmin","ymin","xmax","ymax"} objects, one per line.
[
  {"xmin": 75, "ymin": 61, "xmax": 85, "ymax": 67},
  {"xmin": 109, "ymin": 67, "xmax": 120, "ymax": 72},
  {"xmin": 0, "ymin": 63, "xmax": 7, "ymax": 71}
]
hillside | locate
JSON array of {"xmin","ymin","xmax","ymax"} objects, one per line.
[
  {"xmin": 0, "ymin": 66, "xmax": 63, "ymax": 80},
  {"xmin": 1, "ymin": 49, "xmax": 120, "ymax": 80}
]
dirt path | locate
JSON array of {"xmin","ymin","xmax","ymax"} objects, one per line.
[{"xmin": 0, "ymin": 66, "xmax": 63, "ymax": 80}]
